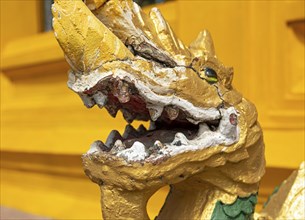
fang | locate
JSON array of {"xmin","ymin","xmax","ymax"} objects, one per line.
[
  {"xmin": 166, "ymin": 106, "xmax": 179, "ymax": 120},
  {"xmin": 113, "ymin": 79, "xmax": 130, "ymax": 103},
  {"xmin": 147, "ymin": 105, "xmax": 163, "ymax": 121},
  {"xmin": 93, "ymin": 92, "xmax": 107, "ymax": 108}
]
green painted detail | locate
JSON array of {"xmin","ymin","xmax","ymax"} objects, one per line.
[
  {"xmin": 206, "ymin": 77, "xmax": 218, "ymax": 84},
  {"xmin": 211, "ymin": 194, "xmax": 257, "ymax": 220}
]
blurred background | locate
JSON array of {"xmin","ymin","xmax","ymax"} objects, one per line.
[{"xmin": 1, "ymin": 0, "xmax": 304, "ymax": 219}]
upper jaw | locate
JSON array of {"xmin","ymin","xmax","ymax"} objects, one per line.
[{"xmin": 68, "ymin": 61, "xmax": 222, "ymax": 123}]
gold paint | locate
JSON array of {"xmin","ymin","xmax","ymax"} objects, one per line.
[
  {"xmin": 100, "ymin": 185, "xmax": 155, "ymax": 220},
  {"xmin": 100, "ymin": 59, "xmax": 223, "ymax": 108},
  {"xmin": 52, "ymin": 0, "xmax": 133, "ymax": 73},
  {"xmin": 148, "ymin": 8, "xmax": 190, "ymax": 58},
  {"xmin": 189, "ymin": 29, "xmax": 216, "ymax": 57},
  {"xmin": 169, "ymin": 67, "xmax": 223, "ymax": 108},
  {"xmin": 85, "ymin": 0, "xmax": 107, "ymax": 10},
  {"xmin": 82, "ymin": 102, "xmax": 264, "ymax": 218},
  {"xmin": 92, "ymin": 0, "xmax": 192, "ymax": 65},
  {"xmin": 156, "ymin": 181, "xmax": 238, "ymax": 220},
  {"xmin": 260, "ymin": 161, "xmax": 305, "ymax": 220},
  {"xmin": 54, "ymin": 0, "xmax": 267, "ymax": 219}
]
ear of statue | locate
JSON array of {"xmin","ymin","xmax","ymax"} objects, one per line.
[
  {"xmin": 52, "ymin": 0, "xmax": 133, "ymax": 73},
  {"xmin": 189, "ymin": 29, "xmax": 216, "ymax": 58}
]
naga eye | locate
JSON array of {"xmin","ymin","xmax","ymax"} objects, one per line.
[{"xmin": 200, "ymin": 67, "xmax": 218, "ymax": 84}]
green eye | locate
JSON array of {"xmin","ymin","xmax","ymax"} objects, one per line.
[{"xmin": 201, "ymin": 67, "xmax": 218, "ymax": 84}]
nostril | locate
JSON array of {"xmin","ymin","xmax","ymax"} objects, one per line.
[{"xmin": 229, "ymin": 113, "xmax": 238, "ymax": 126}]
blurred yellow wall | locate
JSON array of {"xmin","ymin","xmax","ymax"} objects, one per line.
[{"xmin": 1, "ymin": 0, "xmax": 304, "ymax": 219}]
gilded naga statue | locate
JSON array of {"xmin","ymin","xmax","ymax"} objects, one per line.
[{"xmin": 52, "ymin": 0, "xmax": 305, "ymax": 219}]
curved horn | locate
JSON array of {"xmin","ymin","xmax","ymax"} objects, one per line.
[
  {"xmin": 189, "ymin": 29, "xmax": 216, "ymax": 57},
  {"xmin": 52, "ymin": 0, "xmax": 133, "ymax": 73}
]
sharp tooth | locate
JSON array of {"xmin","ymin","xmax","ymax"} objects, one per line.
[
  {"xmin": 147, "ymin": 105, "xmax": 163, "ymax": 121},
  {"xmin": 105, "ymin": 130, "xmax": 123, "ymax": 148},
  {"xmin": 88, "ymin": 141, "xmax": 103, "ymax": 154},
  {"xmin": 148, "ymin": 121, "xmax": 157, "ymax": 131},
  {"xmin": 197, "ymin": 123, "xmax": 210, "ymax": 136},
  {"xmin": 92, "ymin": 140, "xmax": 110, "ymax": 152},
  {"xmin": 121, "ymin": 109, "xmax": 135, "ymax": 123},
  {"xmin": 137, "ymin": 124, "xmax": 147, "ymax": 135},
  {"xmin": 92, "ymin": 92, "xmax": 107, "ymax": 108},
  {"xmin": 172, "ymin": 132, "xmax": 189, "ymax": 146},
  {"xmin": 117, "ymin": 141, "xmax": 148, "ymax": 161},
  {"xmin": 114, "ymin": 139, "xmax": 124, "ymax": 148},
  {"xmin": 123, "ymin": 124, "xmax": 138, "ymax": 139},
  {"xmin": 88, "ymin": 143, "xmax": 99, "ymax": 154},
  {"xmin": 154, "ymin": 140, "xmax": 164, "ymax": 149},
  {"xmin": 110, "ymin": 140, "xmax": 126, "ymax": 154},
  {"xmin": 113, "ymin": 79, "xmax": 130, "ymax": 103},
  {"xmin": 149, "ymin": 121, "xmax": 156, "ymax": 130},
  {"xmin": 148, "ymin": 140, "xmax": 164, "ymax": 155},
  {"xmin": 165, "ymin": 106, "xmax": 179, "ymax": 120},
  {"xmin": 78, "ymin": 93, "xmax": 95, "ymax": 108},
  {"xmin": 105, "ymin": 104, "xmax": 119, "ymax": 118}
]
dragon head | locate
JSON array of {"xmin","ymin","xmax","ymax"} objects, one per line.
[{"xmin": 53, "ymin": 0, "xmax": 265, "ymax": 219}]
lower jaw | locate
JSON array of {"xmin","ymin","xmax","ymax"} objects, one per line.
[{"xmin": 87, "ymin": 112, "xmax": 239, "ymax": 163}]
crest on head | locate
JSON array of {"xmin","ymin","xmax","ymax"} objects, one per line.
[
  {"xmin": 53, "ymin": 0, "xmax": 233, "ymax": 89},
  {"xmin": 189, "ymin": 29, "xmax": 216, "ymax": 58}
]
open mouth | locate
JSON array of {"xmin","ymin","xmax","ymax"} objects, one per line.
[{"xmin": 73, "ymin": 73, "xmax": 240, "ymax": 163}]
